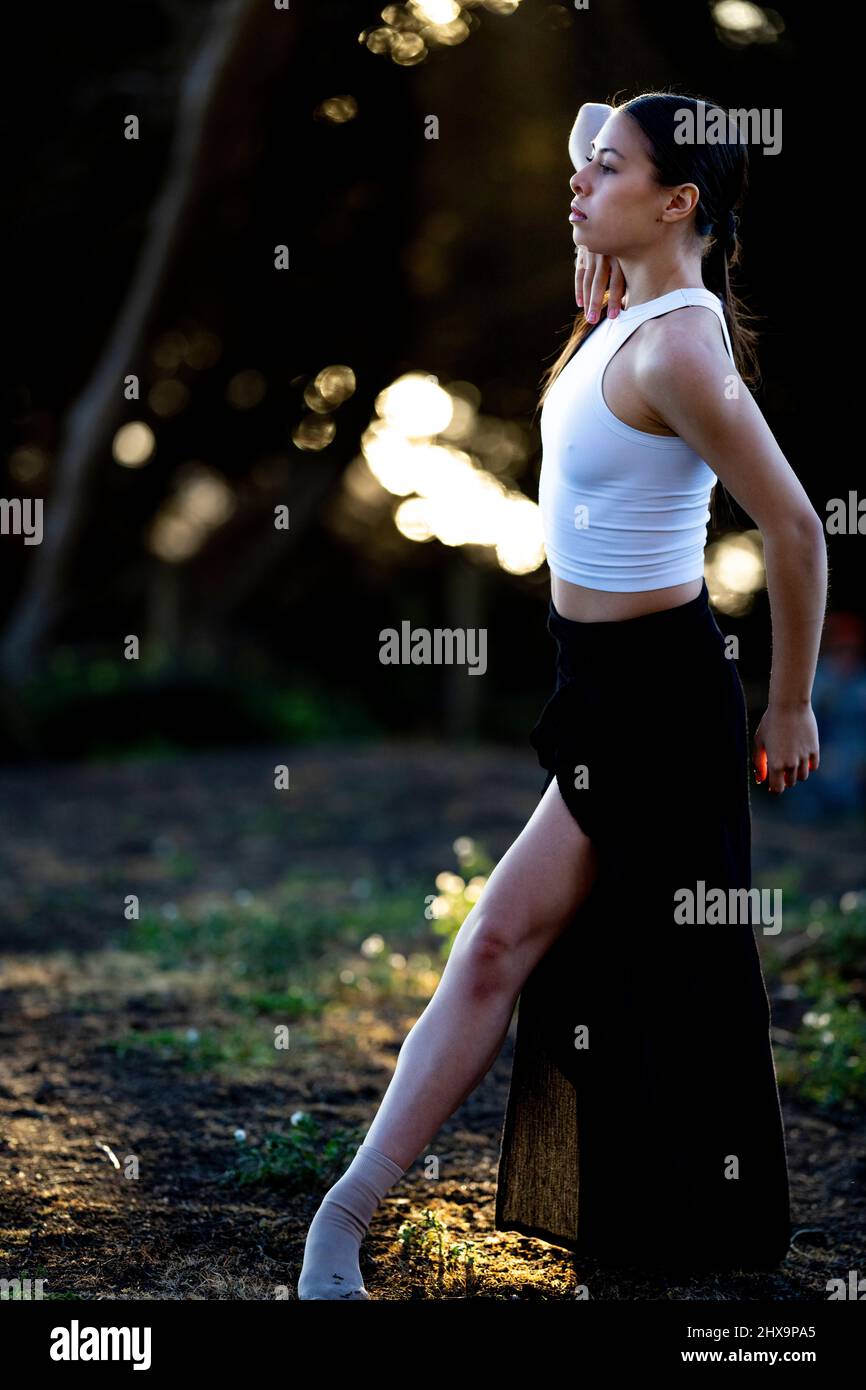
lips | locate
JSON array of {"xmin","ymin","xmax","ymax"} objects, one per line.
[{"xmin": 570, "ymin": 205, "xmax": 587, "ymax": 221}]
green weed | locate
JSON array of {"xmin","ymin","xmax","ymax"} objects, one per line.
[
  {"xmin": 397, "ymin": 1207, "xmax": 482, "ymax": 1296},
  {"xmin": 220, "ymin": 1112, "xmax": 363, "ymax": 1193}
]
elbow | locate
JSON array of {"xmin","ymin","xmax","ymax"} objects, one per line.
[
  {"xmin": 799, "ymin": 508, "xmax": 827, "ymax": 546},
  {"xmin": 761, "ymin": 508, "xmax": 826, "ymax": 550}
]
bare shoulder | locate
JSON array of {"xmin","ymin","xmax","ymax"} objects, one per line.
[
  {"xmin": 632, "ymin": 305, "xmax": 739, "ymax": 428},
  {"xmin": 636, "ymin": 305, "xmax": 732, "ymax": 371}
]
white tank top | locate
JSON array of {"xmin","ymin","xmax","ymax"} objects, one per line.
[{"xmin": 538, "ymin": 286, "xmax": 735, "ymax": 592}]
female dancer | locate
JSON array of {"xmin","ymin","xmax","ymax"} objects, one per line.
[{"xmin": 298, "ymin": 91, "xmax": 827, "ymax": 1297}]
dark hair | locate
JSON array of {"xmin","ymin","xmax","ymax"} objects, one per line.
[{"xmin": 535, "ymin": 91, "xmax": 765, "ymax": 526}]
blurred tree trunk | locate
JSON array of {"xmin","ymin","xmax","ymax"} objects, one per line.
[{"xmin": 0, "ymin": 0, "xmax": 289, "ymax": 682}]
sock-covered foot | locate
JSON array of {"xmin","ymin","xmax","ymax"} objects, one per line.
[{"xmin": 297, "ymin": 1142, "xmax": 406, "ymax": 1300}]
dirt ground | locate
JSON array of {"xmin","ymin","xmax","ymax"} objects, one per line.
[{"xmin": 0, "ymin": 742, "xmax": 863, "ymax": 1300}]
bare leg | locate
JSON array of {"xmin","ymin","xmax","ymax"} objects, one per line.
[
  {"xmin": 298, "ymin": 779, "xmax": 598, "ymax": 1298},
  {"xmin": 362, "ymin": 776, "xmax": 598, "ymax": 1164}
]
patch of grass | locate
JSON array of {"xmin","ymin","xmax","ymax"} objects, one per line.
[
  {"xmin": 762, "ymin": 891, "xmax": 866, "ymax": 982},
  {"xmin": 103, "ymin": 1024, "xmax": 279, "ymax": 1072},
  {"xmin": 226, "ymin": 987, "xmax": 325, "ymax": 1019},
  {"xmin": 798, "ymin": 899, "xmax": 866, "ymax": 977},
  {"xmin": 166, "ymin": 850, "xmax": 198, "ymax": 882},
  {"xmin": 763, "ymin": 891, "xmax": 866, "ymax": 1114},
  {"xmin": 0, "ymin": 655, "xmax": 383, "ymax": 760},
  {"xmin": 125, "ymin": 904, "xmax": 326, "ymax": 979},
  {"xmin": 122, "ymin": 872, "xmax": 431, "ymax": 982},
  {"xmin": 775, "ymin": 990, "xmax": 866, "ymax": 1113},
  {"xmin": 220, "ymin": 1112, "xmax": 363, "ymax": 1193}
]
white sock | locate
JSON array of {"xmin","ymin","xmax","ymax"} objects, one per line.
[{"xmin": 297, "ymin": 1142, "xmax": 406, "ymax": 1300}]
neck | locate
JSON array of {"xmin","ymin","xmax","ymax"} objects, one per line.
[{"xmin": 617, "ymin": 257, "xmax": 706, "ymax": 311}]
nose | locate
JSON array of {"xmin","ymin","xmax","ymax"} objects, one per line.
[{"xmin": 570, "ymin": 170, "xmax": 588, "ymax": 197}]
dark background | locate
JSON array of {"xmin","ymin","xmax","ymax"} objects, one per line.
[{"xmin": 1, "ymin": 0, "xmax": 859, "ymax": 762}]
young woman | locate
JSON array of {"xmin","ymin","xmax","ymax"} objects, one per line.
[{"xmin": 298, "ymin": 91, "xmax": 827, "ymax": 1297}]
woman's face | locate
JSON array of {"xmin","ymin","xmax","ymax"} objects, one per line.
[{"xmin": 569, "ymin": 111, "xmax": 694, "ymax": 258}]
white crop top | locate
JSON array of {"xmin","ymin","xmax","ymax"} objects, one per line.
[{"xmin": 538, "ymin": 286, "xmax": 735, "ymax": 592}]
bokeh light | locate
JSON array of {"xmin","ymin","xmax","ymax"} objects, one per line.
[
  {"xmin": 147, "ymin": 463, "xmax": 236, "ymax": 562},
  {"xmin": 351, "ymin": 371, "xmax": 544, "ymax": 574},
  {"xmin": 705, "ymin": 529, "xmax": 765, "ymax": 615},
  {"xmin": 148, "ymin": 379, "xmax": 190, "ymax": 418},
  {"xmin": 711, "ymin": 1, "xmax": 784, "ymax": 45},
  {"xmin": 8, "ymin": 446, "xmax": 49, "ymax": 483},
  {"xmin": 227, "ymin": 370, "xmax": 267, "ymax": 410},
  {"xmin": 314, "ymin": 95, "xmax": 358, "ymax": 123},
  {"xmin": 112, "ymin": 422, "xmax": 155, "ymax": 468},
  {"xmin": 293, "ymin": 415, "xmax": 337, "ymax": 451}
]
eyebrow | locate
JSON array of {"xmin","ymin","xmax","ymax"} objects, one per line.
[{"xmin": 590, "ymin": 140, "xmax": 625, "ymax": 158}]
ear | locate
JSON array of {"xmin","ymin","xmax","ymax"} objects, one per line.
[{"xmin": 663, "ymin": 182, "xmax": 701, "ymax": 227}]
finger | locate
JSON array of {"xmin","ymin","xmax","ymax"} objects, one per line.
[
  {"xmin": 586, "ymin": 258, "xmax": 609, "ymax": 323},
  {"xmin": 576, "ymin": 251, "xmax": 592, "ymax": 309},
  {"xmin": 796, "ymin": 756, "xmax": 810, "ymax": 782},
  {"xmin": 809, "ymin": 750, "xmax": 820, "ymax": 772},
  {"xmin": 608, "ymin": 259, "xmax": 627, "ymax": 316},
  {"xmin": 753, "ymin": 746, "xmax": 767, "ymax": 783},
  {"xmin": 773, "ymin": 764, "xmax": 798, "ymax": 794}
]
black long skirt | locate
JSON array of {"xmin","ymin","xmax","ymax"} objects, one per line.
[{"xmin": 494, "ymin": 579, "xmax": 791, "ymax": 1270}]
